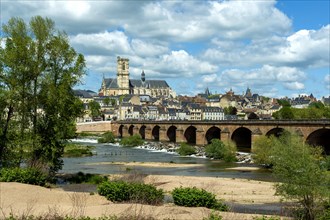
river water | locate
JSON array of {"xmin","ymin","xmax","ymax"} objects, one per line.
[{"xmin": 61, "ymin": 138, "xmax": 273, "ymax": 181}]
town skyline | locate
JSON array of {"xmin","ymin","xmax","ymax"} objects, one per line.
[{"xmin": 1, "ymin": 0, "xmax": 329, "ymax": 98}]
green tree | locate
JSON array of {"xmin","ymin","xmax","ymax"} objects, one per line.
[
  {"xmin": 110, "ymin": 98, "xmax": 117, "ymax": 106},
  {"xmin": 259, "ymin": 133, "xmax": 330, "ymax": 220},
  {"xmin": 103, "ymin": 97, "xmax": 110, "ymax": 107},
  {"xmin": 224, "ymin": 106, "xmax": 237, "ymax": 115},
  {"xmin": 277, "ymin": 99, "xmax": 291, "ymax": 107},
  {"xmin": 205, "ymin": 139, "xmax": 237, "ymax": 162},
  {"xmin": 0, "ymin": 16, "xmax": 85, "ymax": 173},
  {"xmin": 88, "ymin": 100, "xmax": 101, "ymax": 118}
]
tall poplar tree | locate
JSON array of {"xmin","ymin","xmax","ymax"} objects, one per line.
[{"xmin": 0, "ymin": 16, "xmax": 85, "ymax": 173}]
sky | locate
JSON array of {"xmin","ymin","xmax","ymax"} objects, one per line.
[{"xmin": 1, "ymin": 0, "xmax": 329, "ymax": 99}]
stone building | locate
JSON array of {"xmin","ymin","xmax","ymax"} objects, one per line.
[{"xmin": 99, "ymin": 57, "xmax": 176, "ymax": 98}]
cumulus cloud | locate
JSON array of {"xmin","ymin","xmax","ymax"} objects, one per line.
[
  {"xmin": 205, "ymin": 25, "xmax": 330, "ymax": 69},
  {"xmin": 198, "ymin": 65, "xmax": 306, "ymax": 94},
  {"xmin": 1, "ymin": 0, "xmax": 328, "ymax": 97},
  {"xmin": 70, "ymin": 31, "xmax": 131, "ymax": 56},
  {"xmin": 284, "ymin": 82, "xmax": 305, "ymax": 90},
  {"xmin": 325, "ymin": 74, "xmax": 330, "ymax": 90}
]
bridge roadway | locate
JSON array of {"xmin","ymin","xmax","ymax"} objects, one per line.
[{"xmin": 77, "ymin": 119, "xmax": 330, "ymax": 153}]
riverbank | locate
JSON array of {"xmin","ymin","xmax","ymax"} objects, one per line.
[{"xmin": 0, "ymin": 174, "xmax": 285, "ymax": 220}]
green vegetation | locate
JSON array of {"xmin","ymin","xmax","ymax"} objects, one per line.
[
  {"xmin": 64, "ymin": 172, "xmax": 108, "ymax": 184},
  {"xmin": 172, "ymin": 187, "xmax": 229, "ymax": 211},
  {"xmin": 176, "ymin": 143, "xmax": 196, "ymax": 156},
  {"xmin": 89, "ymin": 100, "xmax": 101, "ymax": 118},
  {"xmin": 205, "ymin": 139, "xmax": 237, "ymax": 162},
  {"xmin": 223, "ymin": 106, "xmax": 237, "ymax": 115},
  {"xmin": 119, "ymin": 135, "xmax": 144, "ymax": 147},
  {"xmin": 252, "ymin": 133, "xmax": 330, "ymax": 220},
  {"xmin": 98, "ymin": 131, "xmax": 116, "ymax": 143},
  {"xmin": 203, "ymin": 211, "xmax": 223, "ymax": 220},
  {"xmin": 0, "ymin": 16, "xmax": 85, "ymax": 174},
  {"xmin": 77, "ymin": 132, "xmax": 101, "ymax": 137},
  {"xmin": 277, "ymin": 99, "xmax": 291, "ymax": 107},
  {"xmin": 272, "ymin": 105, "xmax": 330, "ymax": 119},
  {"xmin": 63, "ymin": 143, "xmax": 95, "ymax": 157},
  {"xmin": 0, "ymin": 167, "xmax": 48, "ymax": 186},
  {"xmin": 98, "ymin": 180, "xmax": 164, "ymax": 205},
  {"xmin": 252, "ymin": 135, "xmax": 276, "ymax": 166}
]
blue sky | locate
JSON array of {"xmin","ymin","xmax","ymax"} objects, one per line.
[{"xmin": 1, "ymin": 0, "xmax": 329, "ymax": 98}]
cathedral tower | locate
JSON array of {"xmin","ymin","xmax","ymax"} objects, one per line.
[{"xmin": 117, "ymin": 56, "xmax": 130, "ymax": 95}]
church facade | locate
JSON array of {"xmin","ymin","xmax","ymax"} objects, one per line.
[{"xmin": 99, "ymin": 57, "xmax": 176, "ymax": 98}]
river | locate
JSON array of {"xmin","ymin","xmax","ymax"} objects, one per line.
[{"xmin": 61, "ymin": 138, "xmax": 273, "ymax": 181}]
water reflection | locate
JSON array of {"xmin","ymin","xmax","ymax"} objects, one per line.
[{"xmin": 61, "ymin": 140, "xmax": 272, "ymax": 181}]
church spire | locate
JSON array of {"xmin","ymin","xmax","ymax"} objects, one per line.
[{"xmin": 141, "ymin": 70, "xmax": 146, "ymax": 82}]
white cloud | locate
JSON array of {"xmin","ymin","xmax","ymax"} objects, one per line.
[
  {"xmin": 70, "ymin": 31, "xmax": 131, "ymax": 56},
  {"xmin": 198, "ymin": 65, "xmax": 306, "ymax": 93},
  {"xmin": 131, "ymin": 39, "xmax": 169, "ymax": 57},
  {"xmin": 284, "ymin": 82, "xmax": 305, "ymax": 90},
  {"xmin": 205, "ymin": 25, "xmax": 330, "ymax": 69},
  {"xmin": 325, "ymin": 74, "xmax": 330, "ymax": 90}
]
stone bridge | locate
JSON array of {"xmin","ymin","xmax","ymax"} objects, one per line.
[{"xmin": 77, "ymin": 120, "xmax": 330, "ymax": 153}]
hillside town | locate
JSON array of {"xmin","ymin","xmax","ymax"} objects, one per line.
[{"xmin": 75, "ymin": 57, "xmax": 330, "ymax": 122}]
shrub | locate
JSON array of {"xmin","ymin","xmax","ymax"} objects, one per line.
[
  {"xmin": 177, "ymin": 143, "xmax": 196, "ymax": 156},
  {"xmin": 203, "ymin": 211, "xmax": 223, "ymax": 220},
  {"xmin": 66, "ymin": 172, "xmax": 108, "ymax": 184},
  {"xmin": 63, "ymin": 143, "xmax": 94, "ymax": 157},
  {"xmin": 172, "ymin": 187, "xmax": 228, "ymax": 211},
  {"xmin": 98, "ymin": 180, "xmax": 164, "ymax": 205},
  {"xmin": 98, "ymin": 131, "xmax": 116, "ymax": 143},
  {"xmin": 205, "ymin": 139, "xmax": 237, "ymax": 162},
  {"xmin": 0, "ymin": 167, "xmax": 48, "ymax": 186},
  {"xmin": 119, "ymin": 135, "xmax": 144, "ymax": 147}
]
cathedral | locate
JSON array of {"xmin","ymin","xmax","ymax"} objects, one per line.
[{"xmin": 99, "ymin": 57, "xmax": 176, "ymax": 98}]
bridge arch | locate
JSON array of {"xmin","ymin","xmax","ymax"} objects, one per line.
[
  {"xmin": 184, "ymin": 126, "xmax": 197, "ymax": 144},
  {"xmin": 118, "ymin": 125, "xmax": 124, "ymax": 138},
  {"xmin": 306, "ymin": 128, "xmax": 330, "ymax": 155},
  {"xmin": 128, "ymin": 125, "xmax": 134, "ymax": 136},
  {"xmin": 205, "ymin": 126, "xmax": 221, "ymax": 144},
  {"xmin": 266, "ymin": 128, "xmax": 285, "ymax": 137},
  {"xmin": 231, "ymin": 127, "xmax": 252, "ymax": 151},
  {"xmin": 139, "ymin": 125, "xmax": 146, "ymax": 139},
  {"xmin": 152, "ymin": 125, "xmax": 160, "ymax": 141},
  {"xmin": 167, "ymin": 126, "xmax": 177, "ymax": 142}
]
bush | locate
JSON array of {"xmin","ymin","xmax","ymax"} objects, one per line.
[
  {"xmin": 252, "ymin": 135, "xmax": 276, "ymax": 166},
  {"xmin": 177, "ymin": 143, "xmax": 196, "ymax": 156},
  {"xmin": 172, "ymin": 187, "xmax": 228, "ymax": 211},
  {"xmin": 205, "ymin": 139, "xmax": 237, "ymax": 162},
  {"xmin": 120, "ymin": 135, "xmax": 144, "ymax": 147},
  {"xmin": 0, "ymin": 167, "xmax": 48, "ymax": 186},
  {"xmin": 203, "ymin": 211, "xmax": 223, "ymax": 220},
  {"xmin": 63, "ymin": 143, "xmax": 95, "ymax": 157},
  {"xmin": 66, "ymin": 172, "xmax": 108, "ymax": 184},
  {"xmin": 98, "ymin": 131, "xmax": 116, "ymax": 143},
  {"xmin": 98, "ymin": 180, "xmax": 164, "ymax": 205}
]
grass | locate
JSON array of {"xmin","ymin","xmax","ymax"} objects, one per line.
[{"xmin": 63, "ymin": 143, "xmax": 95, "ymax": 157}]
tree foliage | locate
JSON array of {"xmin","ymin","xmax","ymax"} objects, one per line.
[
  {"xmin": 223, "ymin": 106, "xmax": 237, "ymax": 115},
  {"xmin": 205, "ymin": 139, "xmax": 237, "ymax": 162},
  {"xmin": 88, "ymin": 100, "xmax": 101, "ymax": 118},
  {"xmin": 0, "ymin": 16, "xmax": 85, "ymax": 174},
  {"xmin": 252, "ymin": 133, "xmax": 330, "ymax": 220},
  {"xmin": 272, "ymin": 106, "xmax": 330, "ymax": 119}
]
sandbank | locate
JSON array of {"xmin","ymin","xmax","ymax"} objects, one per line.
[{"xmin": 0, "ymin": 175, "xmax": 283, "ymax": 220}]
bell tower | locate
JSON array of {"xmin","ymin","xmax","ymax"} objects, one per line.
[{"xmin": 117, "ymin": 56, "xmax": 130, "ymax": 95}]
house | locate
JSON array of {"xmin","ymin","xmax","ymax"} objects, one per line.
[
  {"xmin": 202, "ymin": 107, "xmax": 224, "ymax": 120},
  {"xmin": 187, "ymin": 104, "xmax": 202, "ymax": 120}
]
